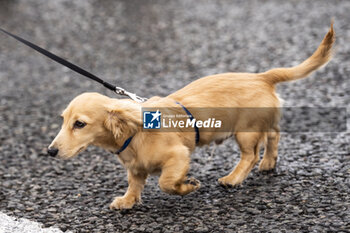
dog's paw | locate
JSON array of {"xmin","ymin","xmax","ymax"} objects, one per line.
[
  {"xmin": 184, "ymin": 177, "xmax": 201, "ymax": 188},
  {"xmin": 109, "ymin": 196, "xmax": 136, "ymax": 210},
  {"xmin": 258, "ymin": 158, "xmax": 277, "ymax": 172},
  {"xmin": 218, "ymin": 176, "xmax": 242, "ymax": 188},
  {"xmin": 179, "ymin": 177, "xmax": 201, "ymax": 195}
]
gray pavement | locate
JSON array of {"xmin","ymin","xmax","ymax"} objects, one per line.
[{"xmin": 0, "ymin": 0, "xmax": 349, "ymax": 232}]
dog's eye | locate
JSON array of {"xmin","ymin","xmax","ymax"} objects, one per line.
[{"xmin": 73, "ymin": 120, "xmax": 86, "ymax": 129}]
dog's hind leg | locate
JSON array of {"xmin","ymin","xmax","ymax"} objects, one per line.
[
  {"xmin": 159, "ymin": 146, "xmax": 200, "ymax": 195},
  {"xmin": 259, "ymin": 127, "xmax": 280, "ymax": 171},
  {"xmin": 110, "ymin": 170, "xmax": 148, "ymax": 210},
  {"xmin": 218, "ymin": 132, "xmax": 262, "ymax": 187}
]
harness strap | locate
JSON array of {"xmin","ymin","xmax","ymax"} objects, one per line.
[
  {"xmin": 176, "ymin": 101, "xmax": 200, "ymax": 144},
  {"xmin": 115, "ymin": 102, "xmax": 200, "ymax": 155},
  {"xmin": 115, "ymin": 136, "xmax": 133, "ymax": 154}
]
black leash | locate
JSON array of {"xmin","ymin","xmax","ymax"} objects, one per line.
[{"xmin": 0, "ymin": 28, "xmax": 147, "ymax": 102}]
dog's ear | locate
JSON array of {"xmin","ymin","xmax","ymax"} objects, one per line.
[{"xmin": 104, "ymin": 101, "xmax": 142, "ymax": 139}]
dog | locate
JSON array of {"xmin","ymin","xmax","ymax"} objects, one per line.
[{"xmin": 48, "ymin": 23, "xmax": 334, "ymax": 209}]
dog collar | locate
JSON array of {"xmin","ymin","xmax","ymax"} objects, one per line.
[
  {"xmin": 175, "ymin": 101, "xmax": 200, "ymax": 144},
  {"xmin": 115, "ymin": 136, "xmax": 133, "ymax": 154}
]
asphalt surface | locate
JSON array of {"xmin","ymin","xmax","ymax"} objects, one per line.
[{"xmin": 0, "ymin": 0, "xmax": 349, "ymax": 232}]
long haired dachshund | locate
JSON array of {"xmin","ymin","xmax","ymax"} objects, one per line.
[{"xmin": 48, "ymin": 24, "xmax": 335, "ymax": 209}]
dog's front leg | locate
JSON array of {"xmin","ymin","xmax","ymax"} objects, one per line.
[
  {"xmin": 159, "ymin": 146, "xmax": 200, "ymax": 195},
  {"xmin": 110, "ymin": 170, "xmax": 147, "ymax": 210}
]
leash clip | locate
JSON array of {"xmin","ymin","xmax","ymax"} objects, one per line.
[{"xmin": 115, "ymin": 87, "xmax": 147, "ymax": 103}]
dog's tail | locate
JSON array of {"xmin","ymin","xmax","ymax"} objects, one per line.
[{"xmin": 260, "ymin": 22, "xmax": 335, "ymax": 84}]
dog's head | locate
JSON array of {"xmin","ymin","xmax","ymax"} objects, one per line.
[{"xmin": 48, "ymin": 92, "xmax": 141, "ymax": 159}]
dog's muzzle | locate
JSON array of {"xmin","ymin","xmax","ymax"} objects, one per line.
[{"xmin": 47, "ymin": 147, "xmax": 59, "ymax": 157}]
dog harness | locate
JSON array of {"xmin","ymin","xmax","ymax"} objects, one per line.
[
  {"xmin": 175, "ymin": 101, "xmax": 200, "ymax": 144},
  {"xmin": 115, "ymin": 102, "xmax": 200, "ymax": 154}
]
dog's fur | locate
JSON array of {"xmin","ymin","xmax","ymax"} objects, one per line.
[{"xmin": 49, "ymin": 24, "xmax": 335, "ymax": 209}]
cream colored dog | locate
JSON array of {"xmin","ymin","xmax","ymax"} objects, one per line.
[{"xmin": 48, "ymin": 24, "xmax": 334, "ymax": 209}]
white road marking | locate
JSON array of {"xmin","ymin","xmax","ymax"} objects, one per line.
[{"xmin": 0, "ymin": 212, "xmax": 69, "ymax": 233}]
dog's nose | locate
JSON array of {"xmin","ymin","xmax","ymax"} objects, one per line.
[{"xmin": 47, "ymin": 147, "xmax": 59, "ymax": 157}]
